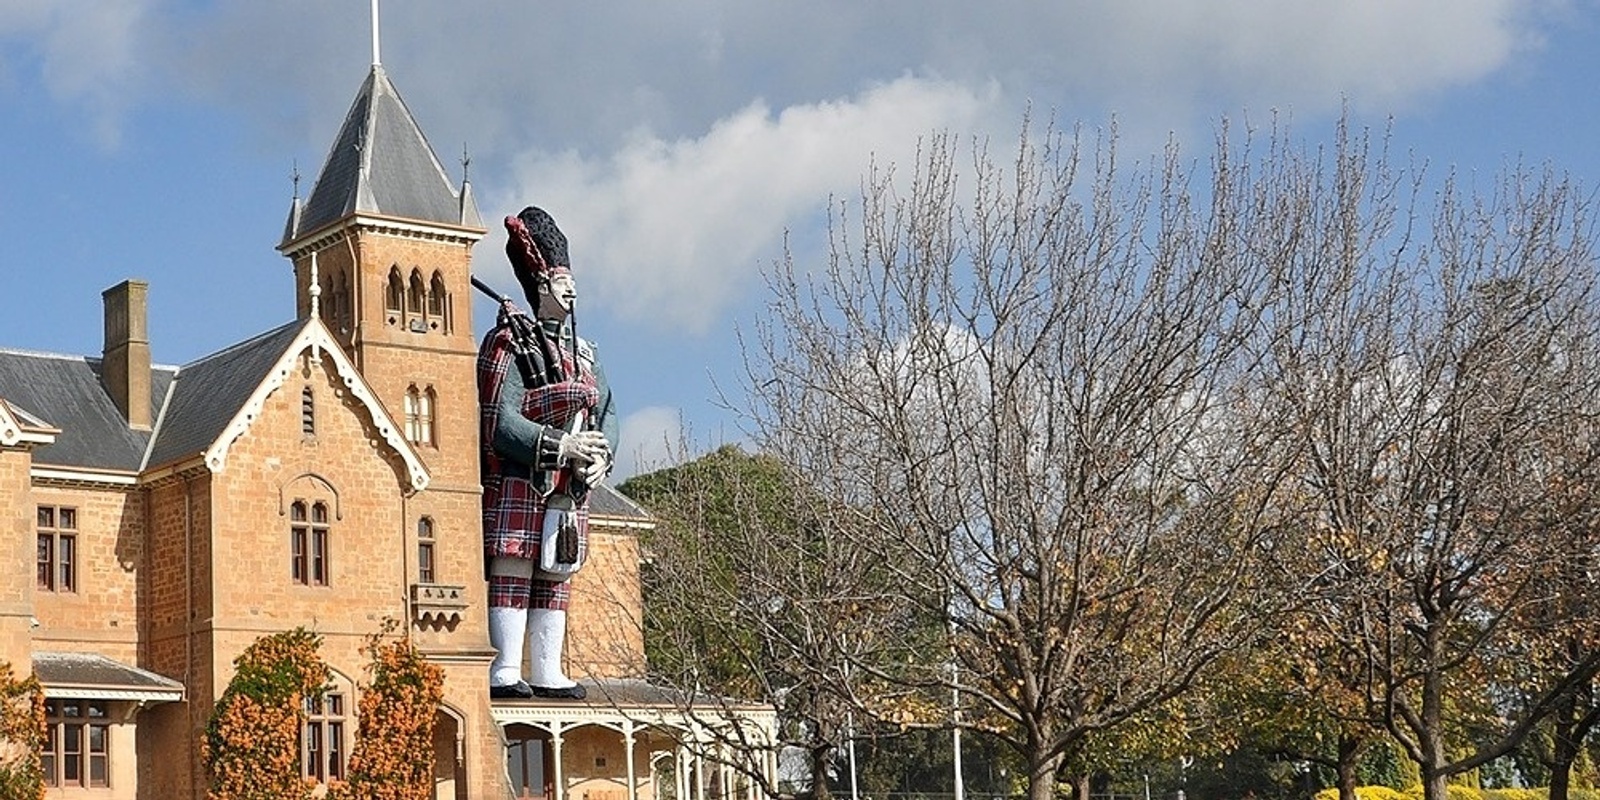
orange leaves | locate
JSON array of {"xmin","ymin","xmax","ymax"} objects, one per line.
[
  {"xmin": 0, "ymin": 661, "xmax": 44, "ymax": 800},
  {"xmin": 203, "ymin": 629, "xmax": 329, "ymax": 800},
  {"xmin": 205, "ymin": 625, "xmax": 447, "ymax": 800},
  {"xmin": 327, "ymin": 626, "xmax": 444, "ymax": 800}
]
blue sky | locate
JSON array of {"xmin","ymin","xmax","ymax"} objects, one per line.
[{"xmin": 2, "ymin": 1, "xmax": 1599, "ymax": 479}]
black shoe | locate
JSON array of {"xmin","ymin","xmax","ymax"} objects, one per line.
[
  {"xmin": 530, "ymin": 683, "xmax": 587, "ymax": 700},
  {"xmin": 490, "ymin": 681, "xmax": 534, "ymax": 699}
]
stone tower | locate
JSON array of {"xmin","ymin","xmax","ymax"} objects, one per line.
[
  {"xmin": 276, "ymin": 58, "xmax": 505, "ymax": 798},
  {"xmin": 279, "ymin": 62, "xmax": 486, "ymax": 493}
]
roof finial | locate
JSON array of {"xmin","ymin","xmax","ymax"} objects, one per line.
[
  {"xmin": 461, "ymin": 143, "xmax": 471, "ymax": 184},
  {"xmin": 291, "ymin": 160, "xmax": 301, "ymax": 199},
  {"xmin": 308, "ymin": 251, "xmax": 324, "ymax": 367},
  {"xmin": 370, "ymin": 0, "xmax": 381, "ymax": 66},
  {"xmin": 309, "ymin": 250, "xmax": 323, "ymax": 320}
]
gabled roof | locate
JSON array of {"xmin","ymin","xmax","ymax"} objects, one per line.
[
  {"xmin": 149, "ymin": 318, "xmax": 431, "ymax": 492},
  {"xmin": 145, "ymin": 321, "xmax": 305, "ymax": 470},
  {"xmin": 285, "ymin": 64, "xmax": 482, "ymax": 244},
  {"xmin": 0, "ymin": 348, "xmax": 176, "ymax": 471},
  {"xmin": 0, "ymin": 396, "xmax": 59, "ymax": 447},
  {"xmin": 3, "ymin": 319, "xmax": 429, "ymax": 493}
]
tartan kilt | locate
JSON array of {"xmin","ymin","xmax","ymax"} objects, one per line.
[{"xmin": 482, "ymin": 474, "xmax": 590, "ymax": 567}]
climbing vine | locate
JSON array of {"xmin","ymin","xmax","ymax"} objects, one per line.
[
  {"xmin": 0, "ymin": 660, "xmax": 44, "ymax": 800},
  {"xmin": 329, "ymin": 623, "xmax": 445, "ymax": 800},
  {"xmin": 202, "ymin": 628, "xmax": 330, "ymax": 800}
]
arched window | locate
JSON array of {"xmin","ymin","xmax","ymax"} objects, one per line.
[
  {"xmin": 420, "ymin": 387, "xmax": 436, "ymax": 446},
  {"xmin": 339, "ymin": 276, "xmax": 353, "ymax": 331},
  {"xmin": 406, "ymin": 270, "xmax": 427, "ymax": 332},
  {"xmin": 385, "ymin": 268, "xmax": 404, "ymax": 325},
  {"xmin": 403, "ymin": 387, "xmax": 420, "ymax": 443},
  {"xmin": 329, "ymin": 271, "xmax": 346, "ymax": 328},
  {"xmin": 318, "ymin": 270, "xmax": 333, "ymax": 321},
  {"xmin": 290, "ymin": 500, "xmax": 331, "ymax": 586},
  {"xmin": 428, "ymin": 271, "xmax": 449, "ymax": 331},
  {"xmin": 417, "ymin": 517, "xmax": 436, "ymax": 583},
  {"xmin": 403, "ymin": 386, "xmax": 435, "ymax": 447}
]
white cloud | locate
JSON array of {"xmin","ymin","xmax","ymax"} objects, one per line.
[
  {"xmin": 1080, "ymin": 0, "xmax": 1534, "ymax": 106},
  {"xmin": 613, "ymin": 405, "xmax": 685, "ymax": 481},
  {"xmin": 0, "ymin": 0, "xmax": 152, "ymax": 147},
  {"xmin": 493, "ymin": 75, "xmax": 999, "ymax": 332},
  {"xmin": 3, "ymin": 1, "xmax": 1559, "ymax": 154}
]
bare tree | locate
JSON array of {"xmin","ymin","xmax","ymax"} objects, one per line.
[
  {"xmin": 741, "ymin": 118, "xmax": 1319, "ymax": 800},
  {"xmin": 1260, "ymin": 129, "xmax": 1600, "ymax": 800}
]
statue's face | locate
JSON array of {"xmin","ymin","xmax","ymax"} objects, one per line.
[{"xmin": 538, "ymin": 272, "xmax": 576, "ymax": 320}]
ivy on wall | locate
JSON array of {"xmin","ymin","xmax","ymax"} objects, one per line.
[{"xmin": 202, "ymin": 628, "xmax": 330, "ymax": 800}]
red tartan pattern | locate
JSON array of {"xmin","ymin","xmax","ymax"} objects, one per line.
[
  {"xmin": 480, "ymin": 475, "xmax": 591, "ymax": 564},
  {"xmin": 478, "ymin": 304, "xmax": 597, "ymax": 590},
  {"xmin": 521, "ymin": 380, "xmax": 598, "ymax": 430},
  {"xmin": 487, "ymin": 573, "xmax": 570, "ymax": 610}
]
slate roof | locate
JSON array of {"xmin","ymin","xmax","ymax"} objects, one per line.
[
  {"xmin": 0, "ymin": 348, "xmax": 176, "ymax": 471},
  {"xmin": 145, "ymin": 321, "xmax": 304, "ymax": 471},
  {"xmin": 286, "ymin": 64, "xmax": 482, "ymax": 243},
  {"xmin": 0, "ymin": 321, "xmax": 308, "ymax": 474},
  {"xmin": 591, "ymin": 484, "xmax": 652, "ymax": 521},
  {"xmin": 33, "ymin": 652, "xmax": 184, "ymax": 700}
]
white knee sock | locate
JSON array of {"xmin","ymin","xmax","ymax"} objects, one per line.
[
  {"xmin": 488, "ymin": 557, "xmax": 536, "ymax": 687},
  {"xmin": 488, "ymin": 607, "xmax": 527, "ymax": 687},
  {"xmin": 527, "ymin": 608, "xmax": 576, "ymax": 689}
]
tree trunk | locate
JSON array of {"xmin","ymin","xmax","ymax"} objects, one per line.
[
  {"xmin": 1336, "ymin": 734, "xmax": 1364, "ymax": 800},
  {"xmin": 1418, "ymin": 625, "xmax": 1451, "ymax": 800},
  {"xmin": 1550, "ymin": 762, "xmax": 1572, "ymax": 800},
  {"xmin": 811, "ymin": 743, "xmax": 833, "ymax": 800},
  {"xmin": 1549, "ymin": 700, "xmax": 1578, "ymax": 800},
  {"xmin": 1071, "ymin": 773, "xmax": 1092, "ymax": 800},
  {"xmin": 1027, "ymin": 753, "xmax": 1065, "ymax": 800}
]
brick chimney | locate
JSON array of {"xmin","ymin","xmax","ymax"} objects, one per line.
[{"xmin": 102, "ymin": 280, "xmax": 152, "ymax": 430}]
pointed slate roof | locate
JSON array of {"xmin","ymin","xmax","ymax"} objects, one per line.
[
  {"xmin": 0, "ymin": 348, "xmax": 176, "ymax": 471},
  {"xmin": 284, "ymin": 64, "xmax": 482, "ymax": 244},
  {"xmin": 144, "ymin": 321, "xmax": 305, "ymax": 471}
]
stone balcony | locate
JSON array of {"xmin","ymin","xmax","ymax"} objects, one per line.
[{"xmin": 411, "ymin": 583, "xmax": 469, "ymax": 628}]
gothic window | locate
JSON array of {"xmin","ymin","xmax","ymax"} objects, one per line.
[
  {"xmin": 302, "ymin": 692, "xmax": 347, "ymax": 783},
  {"xmin": 290, "ymin": 500, "xmax": 331, "ymax": 586},
  {"xmin": 339, "ymin": 275, "xmax": 353, "ymax": 332},
  {"xmin": 421, "ymin": 388, "xmax": 436, "ymax": 445},
  {"xmin": 36, "ymin": 505, "xmax": 76, "ymax": 593},
  {"xmin": 417, "ymin": 517, "xmax": 436, "ymax": 583},
  {"xmin": 428, "ymin": 271, "xmax": 449, "ymax": 331},
  {"xmin": 385, "ymin": 268, "xmax": 404, "ymax": 321},
  {"xmin": 329, "ymin": 271, "xmax": 347, "ymax": 329},
  {"xmin": 406, "ymin": 270, "xmax": 426, "ymax": 332},
  {"xmin": 318, "ymin": 270, "xmax": 333, "ymax": 321},
  {"xmin": 403, "ymin": 386, "xmax": 436, "ymax": 447},
  {"xmin": 41, "ymin": 700, "xmax": 110, "ymax": 788}
]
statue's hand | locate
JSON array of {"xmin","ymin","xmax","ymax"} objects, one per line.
[
  {"xmin": 581, "ymin": 453, "xmax": 611, "ymax": 486},
  {"xmin": 557, "ymin": 429, "xmax": 609, "ymax": 464}
]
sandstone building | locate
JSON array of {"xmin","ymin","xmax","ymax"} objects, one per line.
[{"xmin": 0, "ymin": 56, "xmax": 773, "ymax": 800}]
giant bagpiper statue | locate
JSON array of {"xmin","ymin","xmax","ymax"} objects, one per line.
[{"xmin": 477, "ymin": 206, "xmax": 616, "ymax": 700}]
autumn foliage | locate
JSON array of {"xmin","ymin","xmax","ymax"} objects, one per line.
[
  {"xmin": 0, "ymin": 661, "xmax": 44, "ymax": 800},
  {"xmin": 202, "ymin": 628, "xmax": 330, "ymax": 800},
  {"xmin": 329, "ymin": 626, "xmax": 445, "ymax": 800}
]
